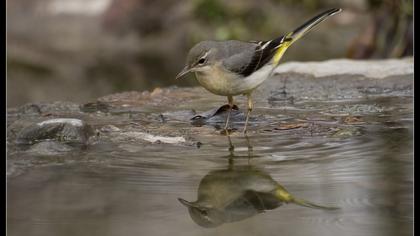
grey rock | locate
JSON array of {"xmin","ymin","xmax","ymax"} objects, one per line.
[
  {"xmin": 259, "ymin": 57, "xmax": 413, "ymax": 102},
  {"xmin": 161, "ymin": 110, "xmax": 197, "ymax": 122},
  {"xmin": 17, "ymin": 103, "xmax": 42, "ymax": 115},
  {"xmin": 80, "ymin": 101, "xmax": 111, "ymax": 113},
  {"xmin": 9, "ymin": 102, "xmax": 82, "ymax": 118},
  {"xmin": 330, "ymin": 126, "xmax": 363, "ymax": 138},
  {"xmin": 100, "ymin": 125, "xmax": 121, "ymax": 133},
  {"xmin": 38, "ymin": 101, "xmax": 82, "ymax": 114},
  {"xmin": 274, "ymin": 58, "xmax": 413, "ymax": 79},
  {"xmin": 16, "ymin": 118, "xmax": 94, "ymax": 145}
]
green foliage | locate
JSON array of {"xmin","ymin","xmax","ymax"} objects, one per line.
[
  {"xmin": 401, "ymin": 0, "xmax": 413, "ymax": 16},
  {"xmin": 193, "ymin": 0, "xmax": 228, "ymax": 24},
  {"xmin": 192, "ymin": 0, "xmax": 268, "ymax": 41}
]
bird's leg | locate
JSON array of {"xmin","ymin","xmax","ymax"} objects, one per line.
[
  {"xmin": 244, "ymin": 133, "xmax": 253, "ymax": 165},
  {"xmin": 227, "ymin": 135, "xmax": 235, "ymax": 169},
  {"xmin": 223, "ymin": 95, "xmax": 234, "ymax": 131},
  {"xmin": 243, "ymin": 94, "xmax": 253, "ymax": 134}
]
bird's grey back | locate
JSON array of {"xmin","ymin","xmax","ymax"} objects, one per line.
[
  {"xmin": 188, "ymin": 39, "xmax": 283, "ymax": 77},
  {"xmin": 220, "ymin": 40, "xmax": 259, "ymax": 75}
]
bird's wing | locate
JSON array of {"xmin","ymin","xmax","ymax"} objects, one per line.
[
  {"xmin": 223, "ymin": 36, "xmax": 285, "ymax": 77},
  {"xmin": 223, "ymin": 8, "xmax": 341, "ymax": 77}
]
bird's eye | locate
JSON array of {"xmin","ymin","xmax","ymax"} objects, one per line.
[
  {"xmin": 198, "ymin": 58, "xmax": 206, "ymax": 64},
  {"xmin": 201, "ymin": 210, "xmax": 208, "ymax": 216}
]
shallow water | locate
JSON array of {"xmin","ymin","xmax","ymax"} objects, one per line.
[{"xmin": 7, "ymin": 96, "xmax": 413, "ymax": 236}]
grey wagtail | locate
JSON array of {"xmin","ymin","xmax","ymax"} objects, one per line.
[{"xmin": 176, "ymin": 8, "xmax": 342, "ymax": 133}]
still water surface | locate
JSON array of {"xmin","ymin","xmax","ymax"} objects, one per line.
[{"xmin": 7, "ymin": 97, "xmax": 413, "ymax": 236}]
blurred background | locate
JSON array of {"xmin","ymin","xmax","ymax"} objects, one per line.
[{"xmin": 6, "ymin": 0, "xmax": 413, "ymax": 107}]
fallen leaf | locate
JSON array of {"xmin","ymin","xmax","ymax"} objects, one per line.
[{"xmin": 343, "ymin": 116, "xmax": 364, "ymax": 124}]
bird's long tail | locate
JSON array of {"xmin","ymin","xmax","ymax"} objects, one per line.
[
  {"xmin": 271, "ymin": 8, "xmax": 342, "ymax": 67},
  {"xmin": 274, "ymin": 188, "xmax": 340, "ymax": 210},
  {"xmin": 291, "ymin": 197, "xmax": 340, "ymax": 210}
]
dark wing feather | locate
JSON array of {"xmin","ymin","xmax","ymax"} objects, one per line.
[{"xmin": 226, "ymin": 36, "xmax": 285, "ymax": 77}]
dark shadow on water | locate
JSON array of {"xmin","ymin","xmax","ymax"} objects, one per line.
[{"xmin": 178, "ymin": 135, "xmax": 339, "ymax": 228}]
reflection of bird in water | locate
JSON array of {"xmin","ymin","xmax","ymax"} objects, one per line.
[{"xmin": 178, "ymin": 135, "xmax": 339, "ymax": 228}]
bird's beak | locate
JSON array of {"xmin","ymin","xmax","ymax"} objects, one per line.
[
  {"xmin": 176, "ymin": 66, "xmax": 192, "ymax": 80},
  {"xmin": 178, "ymin": 198, "xmax": 197, "ymax": 208}
]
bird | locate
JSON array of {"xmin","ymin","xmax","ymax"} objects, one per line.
[
  {"xmin": 176, "ymin": 8, "xmax": 342, "ymax": 134},
  {"xmin": 178, "ymin": 165, "xmax": 339, "ymax": 228}
]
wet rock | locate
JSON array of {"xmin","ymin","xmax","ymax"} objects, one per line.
[
  {"xmin": 100, "ymin": 125, "xmax": 121, "ymax": 133},
  {"xmin": 161, "ymin": 110, "xmax": 197, "ymax": 122},
  {"xmin": 274, "ymin": 58, "xmax": 413, "ymax": 79},
  {"xmin": 97, "ymin": 87, "xmax": 201, "ymax": 108},
  {"xmin": 261, "ymin": 57, "xmax": 413, "ymax": 102},
  {"xmin": 9, "ymin": 102, "xmax": 83, "ymax": 123},
  {"xmin": 7, "ymin": 119, "xmax": 36, "ymax": 141},
  {"xmin": 17, "ymin": 103, "xmax": 42, "ymax": 116},
  {"xmin": 324, "ymin": 104, "xmax": 385, "ymax": 116},
  {"xmin": 80, "ymin": 101, "xmax": 111, "ymax": 113},
  {"xmin": 27, "ymin": 141, "xmax": 73, "ymax": 155},
  {"xmin": 37, "ymin": 101, "xmax": 81, "ymax": 114},
  {"xmin": 117, "ymin": 131, "xmax": 186, "ymax": 144},
  {"xmin": 330, "ymin": 126, "xmax": 363, "ymax": 138},
  {"xmin": 16, "ymin": 118, "xmax": 94, "ymax": 145}
]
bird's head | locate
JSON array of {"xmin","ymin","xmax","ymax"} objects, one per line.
[
  {"xmin": 176, "ymin": 41, "xmax": 220, "ymax": 79},
  {"xmin": 178, "ymin": 198, "xmax": 225, "ymax": 228}
]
